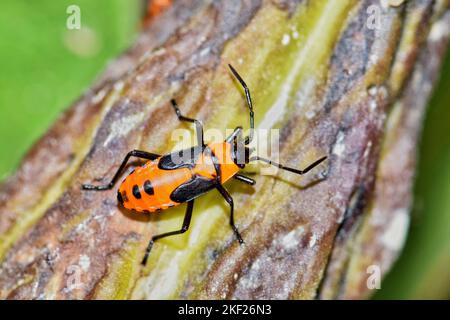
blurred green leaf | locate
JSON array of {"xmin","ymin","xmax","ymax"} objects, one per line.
[{"xmin": 0, "ymin": 0, "xmax": 140, "ymax": 180}]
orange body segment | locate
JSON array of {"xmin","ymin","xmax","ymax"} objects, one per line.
[
  {"xmin": 191, "ymin": 150, "xmax": 217, "ymax": 180},
  {"xmin": 118, "ymin": 142, "xmax": 240, "ymax": 213},
  {"xmin": 208, "ymin": 142, "xmax": 240, "ymax": 184},
  {"xmin": 118, "ymin": 160, "xmax": 189, "ymax": 213}
]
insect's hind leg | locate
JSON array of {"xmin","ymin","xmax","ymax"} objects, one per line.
[
  {"xmin": 216, "ymin": 184, "xmax": 244, "ymax": 244},
  {"xmin": 170, "ymin": 99, "xmax": 204, "ymax": 147},
  {"xmin": 81, "ymin": 150, "xmax": 160, "ymax": 191},
  {"xmin": 142, "ymin": 200, "xmax": 195, "ymax": 265}
]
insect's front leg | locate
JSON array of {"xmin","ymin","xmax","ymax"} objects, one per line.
[
  {"xmin": 170, "ymin": 99, "xmax": 205, "ymax": 148},
  {"xmin": 233, "ymin": 174, "xmax": 255, "ymax": 185},
  {"xmin": 216, "ymin": 184, "xmax": 244, "ymax": 244}
]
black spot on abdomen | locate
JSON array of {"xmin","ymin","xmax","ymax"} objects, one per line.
[
  {"xmin": 132, "ymin": 185, "xmax": 142, "ymax": 199},
  {"xmin": 143, "ymin": 180, "xmax": 154, "ymax": 195}
]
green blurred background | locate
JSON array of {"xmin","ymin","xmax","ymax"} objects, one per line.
[{"xmin": 0, "ymin": 1, "xmax": 448, "ymax": 299}]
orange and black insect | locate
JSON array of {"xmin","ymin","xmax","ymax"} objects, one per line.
[{"xmin": 82, "ymin": 65, "xmax": 327, "ymax": 265}]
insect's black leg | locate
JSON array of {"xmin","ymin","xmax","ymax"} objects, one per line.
[
  {"xmin": 142, "ymin": 200, "xmax": 194, "ymax": 265},
  {"xmin": 216, "ymin": 184, "xmax": 244, "ymax": 244},
  {"xmin": 234, "ymin": 174, "xmax": 255, "ymax": 185},
  {"xmin": 170, "ymin": 99, "xmax": 204, "ymax": 148},
  {"xmin": 228, "ymin": 64, "xmax": 254, "ymax": 145},
  {"xmin": 225, "ymin": 126, "xmax": 243, "ymax": 143},
  {"xmin": 82, "ymin": 150, "xmax": 160, "ymax": 191},
  {"xmin": 249, "ymin": 155, "xmax": 327, "ymax": 175}
]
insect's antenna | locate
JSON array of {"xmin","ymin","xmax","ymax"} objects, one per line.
[
  {"xmin": 228, "ymin": 64, "xmax": 254, "ymax": 145},
  {"xmin": 249, "ymin": 156, "xmax": 327, "ymax": 175}
]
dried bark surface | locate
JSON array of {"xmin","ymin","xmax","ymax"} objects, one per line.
[{"xmin": 0, "ymin": 0, "xmax": 449, "ymax": 299}]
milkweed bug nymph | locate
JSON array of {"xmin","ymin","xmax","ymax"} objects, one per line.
[{"xmin": 82, "ymin": 64, "xmax": 327, "ymax": 265}]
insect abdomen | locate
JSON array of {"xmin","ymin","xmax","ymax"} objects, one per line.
[{"xmin": 118, "ymin": 160, "xmax": 190, "ymax": 213}]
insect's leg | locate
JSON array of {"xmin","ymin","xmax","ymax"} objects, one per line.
[
  {"xmin": 170, "ymin": 99, "xmax": 204, "ymax": 147},
  {"xmin": 216, "ymin": 184, "xmax": 244, "ymax": 244},
  {"xmin": 234, "ymin": 174, "xmax": 255, "ymax": 185},
  {"xmin": 82, "ymin": 150, "xmax": 160, "ymax": 191},
  {"xmin": 228, "ymin": 64, "xmax": 254, "ymax": 145},
  {"xmin": 142, "ymin": 200, "xmax": 194, "ymax": 265},
  {"xmin": 225, "ymin": 126, "xmax": 243, "ymax": 143},
  {"xmin": 249, "ymin": 155, "xmax": 327, "ymax": 175}
]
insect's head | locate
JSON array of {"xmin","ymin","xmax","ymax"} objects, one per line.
[{"xmin": 230, "ymin": 135, "xmax": 254, "ymax": 169}]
